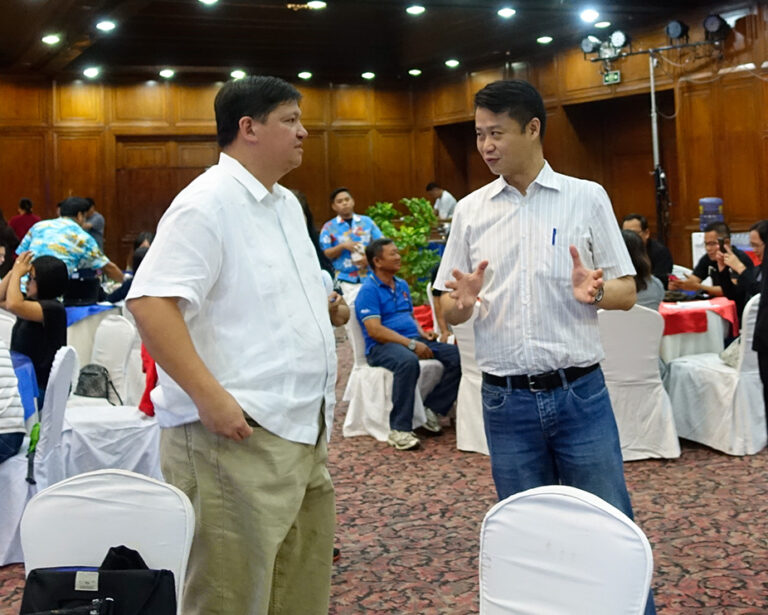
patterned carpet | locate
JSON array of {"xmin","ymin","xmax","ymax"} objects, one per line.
[{"xmin": 1, "ymin": 339, "xmax": 767, "ymax": 614}]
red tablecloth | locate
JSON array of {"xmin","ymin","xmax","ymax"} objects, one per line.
[{"xmin": 659, "ymin": 297, "xmax": 739, "ymax": 337}]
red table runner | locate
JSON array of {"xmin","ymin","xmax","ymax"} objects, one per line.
[{"xmin": 659, "ymin": 297, "xmax": 739, "ymax": 337}]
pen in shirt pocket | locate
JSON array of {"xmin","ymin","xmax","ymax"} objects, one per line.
[{"xmin": 551, "ymin": 228, "xmax": 557, "ymax": 246}]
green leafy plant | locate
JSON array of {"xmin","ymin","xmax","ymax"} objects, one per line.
[{"xmin": 366, "ymin": 197, "xmax": 440, "ymax": 305}]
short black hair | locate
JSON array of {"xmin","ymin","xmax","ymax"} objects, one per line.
[
  {"xmin": 474, "ymin": 79, "xmax": 547, "ymax": 138},
  {"xmin": 425, "ymin": 182, "xmax": 440, "ymax": 191},
  {"xmin": 704, "ymin": 221, "xmax": 730, "ymax": 238},
  {"xmin": 330, "ymin": 187, "xmax": 351, "ymax": 203},
  {"xmin": 621, "ymin": 230, "xmax": 651, "ymax": 292},
  {"xmin": 58, "ymin": 196, "xmax": 90, "ymax": 218},
  {"xmin": 622, "ymin": 213, "xmax": 648, "ymax": 231},
  {"xmin": 133, "ymin": 231, "xmax": 155, "ymax": 251},
  {"xmin": 19, "ymin": 198, "xmax": 33, "ymax": 213},
  {"xmin": 32, "ymin": 255, "xmax": 69, "ymax": 300},
  {"xmin": 749, "ymin": 219, "xmax": 768, "ymax": 245},
  {"xmin": 366, "ymin": 237, "xmax": 394, "ymax": 271},
  {"xmin": 214, "ymin": 76, "xmax": 301, "ymax": 148},
  {"xmin": 132, "ymin": 246, "xmax": 149, "ymax": 273}
]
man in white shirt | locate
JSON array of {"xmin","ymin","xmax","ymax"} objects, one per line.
[
  {"xmin": 426, "ymin": 182, "xmax": 457, "ymax": 219},
  {"xmin": 127, "ymin": 76, "xmax": 337, "ymax": 615},
  {"xmin": 435, "ymin": 79, "xmax": 655, "ymax": 614}
]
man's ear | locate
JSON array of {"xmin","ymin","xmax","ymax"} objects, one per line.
[
  {"xmin": 527, "ymin": 117, "xmax": 541, "ymax": 139},
  {"xmin": 238, "ymin": 116, "xmax": 261, "ymax": 143}
]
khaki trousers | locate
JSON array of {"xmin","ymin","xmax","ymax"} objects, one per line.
[{"xmin": 160, "ymin": 412, "xmax": 335, "ymax": 615}]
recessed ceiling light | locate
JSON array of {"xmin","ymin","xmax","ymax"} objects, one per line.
[
  {"xmin": 497, "ymin": 7, "xmax": 516, "ymax": 19},
  {"xmin": 445, "ymin": 59, "xmax": 460, "ymax": 68},
  {"xmin": 408, "ymin": 68, "xmax": 422, "ymax": 76},
  {"xmin": 580, "ymin": 8, "xmax": 599, "ymax": 23},
  {"xmin": 96, "ymin": 20, "xmax": 116, "ymax": 32},
  {"xmin": 307, "ymin": 1, "xmax": 327, "ymax": 8},
  {"xmin": 361, "ymin": 72, "xmax": 375, "ymax": 80},
  {"xmin": 595, "ymin": 21, "xmax": 611, "ymax": 29},
  {"xmin": 298, "ymin": 71, "xmax": 312, "ymax": 80},
  {"xmin": 587, "ymin": 35, "xmax": 601, "ymax": 44},
  {"xmin": 41, "ymin": 34, "xmax": 61, "ymax": 45},
  {"xmin": 230, "ymin": 69, "xmax": 246, "ymax": 80},
  {"xmin": 406, "ymin": 5, "xmax": 425, "ymax": 15},
  {"xmin": 159, "ymin": 68, "xmax": 175, "ymax": 79},
  {"xmin": 83, "ymin": 67, "xmax": 100, "ymax": 79},
  {"xmin": 198, "ymin": 0, "xmax": 218, "ymax": 5},
  {"xmin": 537, "ymin": 36, "xmax": 553, "ymax": 44}
]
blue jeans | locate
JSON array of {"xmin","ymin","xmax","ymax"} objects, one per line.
[
  {"xmin": 481, "ymin": 367, "xmax": 656, "ymax": 614},
  {"xmin": 0, "ymin": 432, "xmax": 24, "ymax": 464},
  {"xmin": 367, "ymin": 339, "xmax": 461, "ymax": 431}
]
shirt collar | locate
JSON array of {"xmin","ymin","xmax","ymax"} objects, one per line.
[
  {"xmin": 217, "ymin": 152, "xmax": 274, "ymax": 204},
  {"xmin": 489, "ymin": 160, "xmax": 562, "ymax": 199},
  {"xmin": 370, "ymin": 272, "xmax": 401, "ymax": 289},
  {"xmin": 336, "ymin": 213, "xmax": 361, "ymax": 224}
]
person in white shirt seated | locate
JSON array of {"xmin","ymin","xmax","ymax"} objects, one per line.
[
  {"xmin": 622, "ymin": 229, "xmax": 664, "ymax": 311},
  {"xmin": 0, "ymin": 340, "xmax": 25, "ymax": 464},
  {"xmin": 426, "ymin": 182, "xmax": 457, "ymax": 220}
]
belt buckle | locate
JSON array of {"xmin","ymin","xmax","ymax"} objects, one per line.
[{"xmin": 527, "ymin": 374, "xmax": 547, "ymax": 392}]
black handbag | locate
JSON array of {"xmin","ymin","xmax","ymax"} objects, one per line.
[
  {"xmin": 20, "ymin": 546, "xmax": 176, "ymax": 615},
  {"xmin": 73, "ymin": 364, "xmax": 123, "ymax": 405}
]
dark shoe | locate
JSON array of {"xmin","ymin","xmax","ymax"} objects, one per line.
[{"xmin": 333, "ymin": 547, "xmax": 341, "ymax": 562}]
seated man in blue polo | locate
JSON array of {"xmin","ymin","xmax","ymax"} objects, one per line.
[
  {"xmin": 319, "ymin": 187, "xmax": 383, "ymax": 303},
  {"xmin": 355, "ymin": 238, "xmax": 461, "ymax": 451}
]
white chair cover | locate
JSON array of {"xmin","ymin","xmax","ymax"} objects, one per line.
[
  {"xmin": 342, "ymin": 314, "xmax": 443, "ymax": 441},
  {"xmin": 66, "ymin": 307, "xmax": 120, "ymax": 370},
  {"xmin": 665, "ymin": 294, "xmax": 766, "ymax": 455},
  {"xmin": 479, "ymin": 485, "xmax": 653, "ymax": 615},
  {"xmin": 0, "ymin": 311, "xmax": 15, "ymax": 346},
  {"xmin": 598, "ymin": 306, "xmax": 680, "ymax": 460},
  {"xmin": 452, "ymin": 304, "xmax": 488, "ymax": 455},
  {"xmin": 20, "ymin": 469, "xmax": 194, "ymax": 614},
  {"xmin": 0, "ymin": 346, "xmax": 75, "ymax": 565}
]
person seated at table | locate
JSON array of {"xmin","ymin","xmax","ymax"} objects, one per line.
[
  {"xmin": 622, "ymin": 230, "xmax": 664, "ymax": 311},
  {"xmin": 126, "ymin": 230, "xmax": 154, "ymax": 271},
  {"xmin": 319, "ymin": 187, "xmax": 383, "ymax": 303},
  {"xmin": 101, "ymin": 246, "xmax": 148, "ymax": 303},
  {"xmin": 426, "ymin": 182, "xmax": 458, "ymax": 220},
  {"xmin": 0, "ymin": 252, "xmax": 68, "ymax": 398},
  {"xmin": 0, "ymin": 340, "xmax": 25, "ymax": 464},
  {"xmin": 669, "ymin": 222, "xmax": 754, "ymax": 303},
  {"xmin": 17, "ymin": 196, "xmax": 124, "ymax": 285},
  {"xmin": 355, "ymin": 238, "xmax": 461, "ymax": 451},
  {"xmin": 716, "ymin": 219, "xmax": 766, "ymax": 312},
  {"xmin": 621, "ymin": 213, "xmax": 673, "ymax": 289}
]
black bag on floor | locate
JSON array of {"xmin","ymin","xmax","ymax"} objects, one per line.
[{"xmin": 20, "ymin": 546, "xmax": 176, "ymax": 615}]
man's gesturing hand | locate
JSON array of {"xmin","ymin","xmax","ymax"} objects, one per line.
[
  {"xmin": 445, "ymin": 260, "xmax": 489, "ymax": 309},
  {"xmin": 570, "ymin": 245, "xmax": 603, "ymax": 304}
]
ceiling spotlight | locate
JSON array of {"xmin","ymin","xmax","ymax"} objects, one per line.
[
  {"xmin": 307, "ymin": 1, "xmax": 327, "ymax": 8},
  {"xmin": 361, "ymin": 71, "xmax": 375, "ymax": 80},
  {"xmin": 594, "ymin": 21, "xmax": 611, "ymax": 29},
  {"xmin": 41, "ymin": 34, "xmax": 61, "ymax": 45},
  {"xmin": 609, "ymin": 30, "xmax": 629, "ymax": 48},
  {"xmin": 408, "ymin": 68, "xmax": 422, "ymax": 76},
  {"xmin": 230, "ymin": 69, "xmax": 246, "ymax": 80},
  {"xmin": 665, "ymin": 20, "xmax": 689, "ymax": 40},
  {"xmin": 703, "ymin": 14, "xmax": 731, "ymax": 41},
  {"xmin": 445, "ymin": 59, "xmax": 460, "ymax": 68},
  {"xmin": 159, "ymin": 69, "xmax": 175, "ymax": 79},
  {"xmin": 580, "ymin": 37, "xmax": 600, "ymax": 54},
  {"xmin": 406, "ymin": 5, "xmax": 425, "ymax": 15},
  {"xmin": 297, "ymin": 71, "xmax": 312, "ymax": 80},
  {"xmin": 497, "ymin": 7, "xmax": 516, "ymax": 19},
  {"xmin": 537, "ymin": 36, "xmax": 553, "ymax": 45},
  {"xmin": 83, "ymin": 67, "xmax": 100, "ymax": 79},
  {"xmin": 580, "ymin": 8, "xmax": 599, "ymax": 23},
  {"xmin": 96, "ymin": 20, "xmax": 116, "ymax": 32},
  {"xmin": 198, "ymin": 0, "xmax": 218, "ymax": 4}
]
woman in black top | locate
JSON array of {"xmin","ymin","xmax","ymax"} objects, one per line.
[{"xmin": 0, "ymin": 252, "xmax": 68, "ymax": 397}]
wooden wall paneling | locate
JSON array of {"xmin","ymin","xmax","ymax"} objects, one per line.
[
  {"xmin": 468, "ymin": 67, "xmax": 505, "ymax": 98},
  {"xmin": 116, "ymin": 140, "xmax": 170, "ymax": 168},
  {"xmin": 555, "ymin": 104, "xmax": 605, "ymax": 185},
  {"xmin": 374, "ymin": 90, "xmax": 412, "ymax": 126},
  {"xmin": 0, "ymin": 79, "xmax": 50, "ymax": 126},
  {"xmin": 176, "ymin": 140, "xmax": 219, "ymax": 168},
  {"xmin": 102, "ymin": 130, "xmax": 118, "ymax": 263},
  {"xmin": 328, "ymin": 130, "xmax": 374, "ymax": 210},
  {"xmin": 109, "ymin": 81, "xmax": 170, "ymax": 126},
  {"xmin": 0, "ymin": 134, "xmax": 48, "ymax": 220},
  {"xmin": 372, "ymin": 129, "xmax": 414, "ymax": 205},
  {"xmin": 559, "ymin": 49, "xmax": 611, "ymax": 102},
  {"xmin": 412, "ymin": 127, "xmax": 435, "ymax": 198},
  {"xmin": 296, "ymin": 85, "xmax": 330, "ymax": 125},
  {"xmin": 432, "ymin": 78, "xmax": 470, "ymax": 124},
  {"xmin": 533, "ymin": 56, "xmax": 559, "ymax": 103},
  {"xmin": 53, "ymin": 81, "xmax": 104, "ymax": 126},
  {"xmin": 172, "ymin": 83, "xmax": 219, "ymax": 127},
  {"xmin": 282, "ymin": 131, "xmax": 330, "ymax": 225},
  {"xmin": 331, "ymin": 86, "xmax": 373, "ymax": 126},
  {"xmin": 434, "ymin": 122, "xmax": 470, "ymax": 198},
  {"xmin": 53, "ymin": 132, "xmax": 105, "ymax": 205},
  {"xmin": 413, "ymin": 88, "xmax": 434, "ymax": 127}
]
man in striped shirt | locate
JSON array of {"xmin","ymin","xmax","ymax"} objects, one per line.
[{"xmin": 435, "ymin": 78, "xmax": 655, "ymax": 614}]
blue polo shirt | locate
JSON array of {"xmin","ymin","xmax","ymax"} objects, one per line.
[
  {"xmin": 319, "ymin": 214, "xmax": 383, "ymax": 283},
  {"xmin": 355, "ymin": 273, "xmax": 420, "ymax": 355}
]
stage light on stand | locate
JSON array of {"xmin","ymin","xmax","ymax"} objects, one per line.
[
  {"xmin": 703, "ymin": 14, "xmax": 731, "ymax": 42},
  {"xmin": 665, "ymin": 20, "xmax": 689, "ymax": 41}
]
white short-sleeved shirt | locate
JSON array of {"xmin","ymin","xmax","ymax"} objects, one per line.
[
  {"xmin": 435, "ymin": 190, "xmax": 457, "ymax": 219},
  {"xmin": 128, "ymin": 153, "xmax": 336, "ymax": 444},
  {"xmin": 435, "ymin": 161, "xmax": 634, "ymax": 375}
]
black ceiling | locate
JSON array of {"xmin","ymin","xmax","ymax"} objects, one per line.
[{"xmin": 1, "ymin": 0, "xmax": 737, "ymax": 84}]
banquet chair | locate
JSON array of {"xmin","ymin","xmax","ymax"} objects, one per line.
[
  {"xmin": 342, "ymin": 313, "xmax": 444, "ymax": 441},
  {"xmin": 20, "ymin": 469, "xmax": 194, "ymax": 614},
  {"xmin": 452, "ymin": 303, "xmax": 488, "ymax": 455},
  {"xmin": 665, "ymin": 294, "xmax": 766, "ymax": 455},
  {"xmin": 0, "ymin": 346, "xmax": 75, "ymax": 565},
  {"xmin": 0, "ymin": 311, "xmax": 15, "ymax": 345},
  {"xmin": 479, "ymin": 485, "xmax": 653, "ymax": 615},
  {"xmin": 598, "ymin": 305, "xmax": 680, "ymax": 460},
  {"xmin": 425, "ymin": 282, "xmax": 453, "ymax": 343}
]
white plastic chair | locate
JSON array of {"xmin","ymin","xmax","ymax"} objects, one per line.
[
  {"xmin": 0, "ymin": 311, "xmax": 15, "ymax": 346},
  {"xmin": 598, "ymin": 305, "xmax": 680, "ymax": 460},
  {"xmin": 665, "ymin": 294, "xmax": 766, "ymax": 455},
  {"xmin": 452, "ymin": 303, "xmax": 488, "ymax": 455},
  {"xmin": 0, "ymin": 346, "xmax": 75, "ymax": 565},
  {"xmin": 20, "ymin": 469, "xmax": 194, "ymax": 614},
  {"xmin": 342, "ymin": 313, "xmax": 443, "ymax": 441},
  {"xmin": 479, "ymin": 485, "xmax": 653, "ymax": 615}
]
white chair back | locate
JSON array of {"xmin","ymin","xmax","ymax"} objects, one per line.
[
  {"xmin": 0, "ymin": 311, "xmax": 15, "ymax": 346},
  {"xmin": 345, "ymin": 313, "xmax": 370, "ymax": 368},
  {"xmin": 479, "ymin": 485, "xmax": 653, "ymax": 615},
  {"xmin": 21, "ymin": 469, "xmax": 194, "ymax": 614},
  {"xmin": 426, "ymin": 282, "xmax": 440, "ymax": 335},
  {"xmin": 599, "ymin": 305, "xmax": 664, "ymax": 383},
  {"xmin": 90, "ymin": 314, "xmax": 138, "ymax": 402},
  {"xmin": 736, "ymin": 294, "xmax": 760, "ymax": 373}
]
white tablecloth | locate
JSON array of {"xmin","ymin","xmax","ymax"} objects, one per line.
[{"xmin": 660, "ymin": 310, "xmax": 729, "ymax": 363}]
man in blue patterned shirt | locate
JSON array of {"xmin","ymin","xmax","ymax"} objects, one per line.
[{"xmin": 319, "ymin": 187, "xmax": 382, "ymax": 302}]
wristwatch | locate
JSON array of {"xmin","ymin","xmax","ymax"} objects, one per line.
[
  {"xmin": 407, "ymin": 339, "xmax": 417, "ymax": 351},
  {"xmin": 591, "ymin": 286, "xmax": 605, "ymax": 305}
]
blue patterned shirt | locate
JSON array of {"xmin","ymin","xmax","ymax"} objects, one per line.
[
  {"xmin": 17, "ymin": 217, "xmax": 109, "ymax": 275},
  {"xmin": 319, "ymin": 214, "xmax": 383, "ymax": 283}
]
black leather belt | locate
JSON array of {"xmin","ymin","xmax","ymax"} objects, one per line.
[{"xmin": 482, "ymin": 364, "xmax": 600, "ymax": 392}]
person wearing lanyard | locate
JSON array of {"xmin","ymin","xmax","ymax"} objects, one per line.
[{"xmin": 435, "ymin": 79, "xmax": 656, "ymax": 614}]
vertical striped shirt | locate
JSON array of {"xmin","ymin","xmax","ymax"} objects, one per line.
[{"xmin": 435, "ymin": 161, "xmax": 634, "ymax": 375}]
